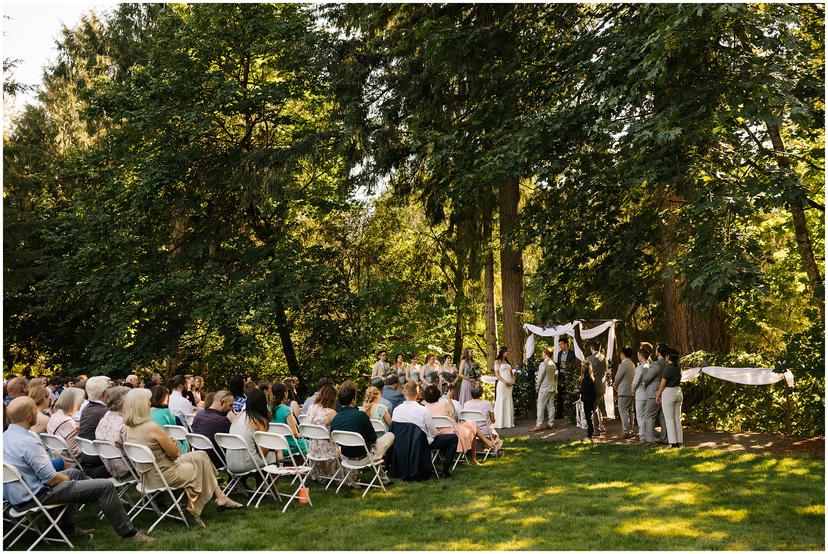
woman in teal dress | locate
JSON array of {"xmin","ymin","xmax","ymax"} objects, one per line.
[
  {"xmin": 271, "ymin": 382, "xmax": 308, "ymax": 463},
  {"xmin": 149, "ymin": 385, "xmax": 189, "ymax": 453}
]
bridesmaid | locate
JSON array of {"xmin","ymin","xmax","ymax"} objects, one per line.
[
  {"xmin": 406, "ymin": 354, "xmax": 422, "ymax": 386},
  {"xmin": 439, "ymin": 354, "xmax": 458, "ymax": 398},
  {"xmin": 422, "ymin": 354, "xmax": 441, "ymax": 387},
  {"xmin": 392, "ymin": 353, "xmax": 407, "ymax": 386},
  {"xmin": 458, "ymin": 347, "xmax": 479, "ymax": 407},
  {"xmin": 493, "ymin": 346, "xmax": 515, "ymax": 429}
]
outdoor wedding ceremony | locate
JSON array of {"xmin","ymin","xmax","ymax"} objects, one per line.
[{"xmin": 2, "ymin": 2, "xmax": 825, "ymax": 552}]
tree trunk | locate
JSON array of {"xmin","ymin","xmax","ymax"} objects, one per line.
[
  {"xmin": 498, "ymin": 175, "xmax": 525, "ymax": 365},
  {"xmin": 452, "ymin": 226, "xmax": 466, "ymax": 365},
  {"xmin": 483, "ymin": 211, "xmax": 498, "ymax": 371},
  {"xmin": 273, "ymin": 298, "xmax": 302, "ymax": 383},
  {"xmin": 765, "ymin": 122, "xmax": 824, "ymax": 323},
  {"xmin": 661, "ymin": 193, "xmax": 731, "ymax": 353}
]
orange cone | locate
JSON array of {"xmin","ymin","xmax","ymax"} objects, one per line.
[{"xmin": 298, "ymin": 486, "xmax": 310, "ymax": 504}]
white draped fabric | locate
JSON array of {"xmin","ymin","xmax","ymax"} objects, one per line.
[
  {"xmin": 523, "ymin": 320, "xmax": 617, "ymax": 363},
  {"xmin": 681, "ymin": 366, "xmax": 794, "ymax": 387}
]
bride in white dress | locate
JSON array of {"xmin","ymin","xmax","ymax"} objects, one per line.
[{"xmin": 494, "ymin": 346, "xmax": 515, "ymax": 429}]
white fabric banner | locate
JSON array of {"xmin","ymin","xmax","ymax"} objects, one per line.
[
  {"xmin": 603, "ymin": 385, "xmax": 615, "ymax": 419},
  {"xmin": 681, "ymin": 366, "xmax": 794, "ymax": 387},
  {"xmin": 524, "ymin": 320, "xmax": 617, "ymax": 363}
]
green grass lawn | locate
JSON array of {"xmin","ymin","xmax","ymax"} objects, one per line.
[{"xmin": 12, "ymin": 438, "xmax": 825, "ymax": 550}]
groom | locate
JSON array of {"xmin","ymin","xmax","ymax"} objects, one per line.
[{"xmin": 555, "ymin": 337, "xmax": 577, "ymax": 419}]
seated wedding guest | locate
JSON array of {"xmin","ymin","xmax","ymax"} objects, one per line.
[
  {"xmin": 79, "ymin": 376, "xmax": 113, "ymax": 440},
  {"xmin": 124, "ymin": 374, "xmax": 139, "ymax": 389},
  {"xmin": 283, "ymin": 379, "xmax": 302, "ymax": 418},
  {"xmin": 331, "ymin": 381, "xmax": 395, "ymax": 462},
  {"xmin": 422, "ymin": 384, "xmax": 495, "ymax": 465},
  {"xmin": 168, "ymin": 375, "xmax": 195, "ymax": 423},
  {"xmin": 227, "ymin": 389, "xmax": 278, "ymax": 475},
  {"xmin": 382, "ymin": 374, "xmax": 405, "ymax": 413},
  {"xmin": 150, "ymin": 385, "xmax": 188, "ymax": 453},
  {"xmin": 5, "ymin": 377, "xmax": 28, "ymax": 406},
  {"xmin": 73, "ymin": 379, "xmax": 89, "ymax": 422},
  {"xmin": 4, "ymin": 397, "xmax": 152, "ymax": 542},
  {"xmin": 301, "ymin": 378, "xmax": 329, "ymax": 415},
  {"xmin": 441, "ymin": 383, "xmax": 462, "ymax": 416},
  {"xmin": 191, "ymin": 390, "xmax": 234, "ymax": 467},
  {"xmin": 393, "ymin": 381, "xmax": 457, "ymax": 477},
  {"xmin": 183, "ymin": 375, "xmax": 197, "ymax": 406},
  {"xmin": 370, "ymin": 377, "xmax": 394, "ymax": 412},
  {"xmin": 271, "ymin": 383, "xmax": 308, "ymax": 463},
  {"xmin": 48, "ymin": 375, "xmax": 62, "ymax": 402},
  {"xmin": 258, "ymin": 380, "xmax": 273, "ymax": 405},
  {"xmin": 463, "ymin": 385, "xmax": 502, "ymax": 451},
  {"xmin": 47, "ymin": 388, "xmax": 87, "ymax": 470},
  {"xmin": 95, "ymin": 386, "xmax": 132, "ymax": 480},
  {"xmin": 192, "ymin": 376, "xmax": 205, "ymax": 407},
  {"xmin": 306, "ymin": 383, "xmax": 339, "ymax": 480},
  {"xmin": 123, "ymin": 388, "xmax": 242, "ymax": 527},
  {"xmin": 363, "ymin": 385, "xmax": 392, "ymax": 430},
  {"xmin": 229, "ymin": 375, "xmax": 247, "ymax": 414},
  {"xmin": 27, "ymin": 384, "xmax": 52, "ymax": 433}
]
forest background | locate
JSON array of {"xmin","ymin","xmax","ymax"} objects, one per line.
[{"xmin": 3, "ymin": 3, "xmax": 824, "ymax": 435}]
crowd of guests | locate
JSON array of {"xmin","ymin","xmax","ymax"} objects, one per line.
[
  {"xmin": 533, "ymin": 339, "xmax": 684, "ymax": 447},
  {"xmin": 369, "ymin": 346, "xmax": 517, "ymax": 432},
  {"xmin": 3, "ymin": 368, "xmax": 507, "ymax": 543}
]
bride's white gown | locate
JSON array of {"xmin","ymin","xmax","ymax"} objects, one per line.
[{"xmin": 494, "ymin": 362, "xmax": 514, "ymax": 429}]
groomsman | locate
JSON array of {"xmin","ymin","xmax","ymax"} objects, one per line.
[
  {"xmin": 632, "ymin": 348, "xmax": 651, "ymax": 442},
  {"xmin": 586, "ymin": 341, "xmax": 607, "ymax": 434},
  {"xmin": 554, "ymin": 337, "xmax": 577, "ymax": 419},
  {"xmin": 531, "ymin": 348, "xmax": 557, "ymax": 432},
  {"xmin": 371, "ymin": 349, "xmax": 390, "ymax": 380},
  {"xmin": 614, "ymin": 346, "xmax": 636, "ymax": 436},
  {"xmin": 644, "ymin": 344, "xmax": 669, "ymax": 444}
]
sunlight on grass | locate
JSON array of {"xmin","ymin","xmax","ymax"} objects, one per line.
[
  {"xmin": 586, "ymin": 481, "xmax": 631, "ymax": 489},
  {"xmin": 629, "ymin": 481, "xmax": 706, "ymax": 506},
  {"xmin": 703, "ymin": 507, "xmax": 749, "ymax": 523},
  {"xmin": 692, "ymin": 461, "xmax": 727, "ymax": 472},
  {"xmin": 796, "ymin": 505, "xmax": 825, "ymax": 516},
  {"xmin": 619, "ymin": 518, "xmax": 704, "ymax": 538}
]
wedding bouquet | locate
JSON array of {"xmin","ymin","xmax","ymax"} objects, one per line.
[{"xmin": 467, "ymin": 362, "xmax": 481, "ymax": 379}]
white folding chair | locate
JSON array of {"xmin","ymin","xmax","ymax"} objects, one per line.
[
  {"xmin": 370, "ymin": 418, "xmax": 387, "ymax": 437},
  {"xmin": 163, "ymin": 424, "xmax": 189, "ymax": 444},
  {"xmin": 213, "ymin": 433, "xmax": 266, "ymax": 499},
  {"xmin": 430, "ymin": 415, "xmax": 466, "ymax": 472},
  {"xmin": 297, "ymin": 414, "xmax": 308, "ymax": 425},
  {"xmin": 186, "ymin": 433, "xmax": 226, "ymax": 470},
  {"xmin": 459, "ymin": 410, "xmax": 497, "ymax": 461},
  {"xmin": 3, "ymin": 462, "xmax": 73, "ymax": 551},
  {"xmin": 330, "ymin": 430, "xmax": 388, "ymax": 498},
  {"xmin": 299, "ymin": 423, "xmax": 341, "ymax": 489},
  {"xmin": 75, "ymin": 437, "xmax": 135, "ymax": 517},
  {"xmin": 252, "ymin": 432, "xmax": 312, "ymax": 511},
  {"xmin": 39, "ymin": 433, "xmax": 86, "ymax": 476},
  {"xmin": 122, "ymin": 442, "xmax": 189, "ymax": 533},
  {"xmin": 184, "ymin": 413, "xmax": 195, "ymax": 429},
  {"xmin": 93, "ymin": 439, "xmax": 141, "ymax": 504},
  {"xmin": 268, "ymin": 422, "xmax": 293, "ymax": 437}
]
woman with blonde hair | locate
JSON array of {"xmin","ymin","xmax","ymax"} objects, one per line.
[
  {"xmin": 123, "ymin": 388, "xmax": 242, "ymax": 527},
  {"xmin": 362, "ymin": 385, "xmax": 391, "ymax": 430},
  {"xmin": 46, "ymin": 387, "xmax": 87, "ymax": 469},
  {"xmin": 27, "ymin": 384, "xmax": 52, "ymax": 433}
]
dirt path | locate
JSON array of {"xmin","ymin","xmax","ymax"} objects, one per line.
[{"xmin": 498, "ymin": 417, "xmax": 824, "ymax": 457}]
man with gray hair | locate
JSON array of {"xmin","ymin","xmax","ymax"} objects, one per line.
[
  {"xmin": 124, "ymin": 374, "xmax": 139, "ymax": 388},
  {"xmin": 3, "ymin": 397, "xmax": 151, "ymax": 542},
  {"xmin": 78, "ymin": 376, "xmax": 112, "ymax": 440}
]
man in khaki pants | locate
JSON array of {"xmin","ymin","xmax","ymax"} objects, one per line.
[{"xmin": 531, "ymin": 348, "xmax": 557, "ymax": 432}]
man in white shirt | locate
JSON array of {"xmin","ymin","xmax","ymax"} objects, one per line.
[
  {"xmin": 531, "ymin": 348, "xmax": 557, "ymax": 432},
  {"xmin": 391, "ymin": 382, "xmax": 458, "ymax": 477},
  {"xmin": 167, "ymin": 374, "xmax": 195, "ymax": 424}
]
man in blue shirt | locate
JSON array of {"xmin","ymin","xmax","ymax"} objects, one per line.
[
  {"xmin": 381, "ymin": 374, "xmax": 405, "ymax": 413},
  {"xmin": 3, "ymin": 397, "xmax": 151, "ymax": 543}
]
